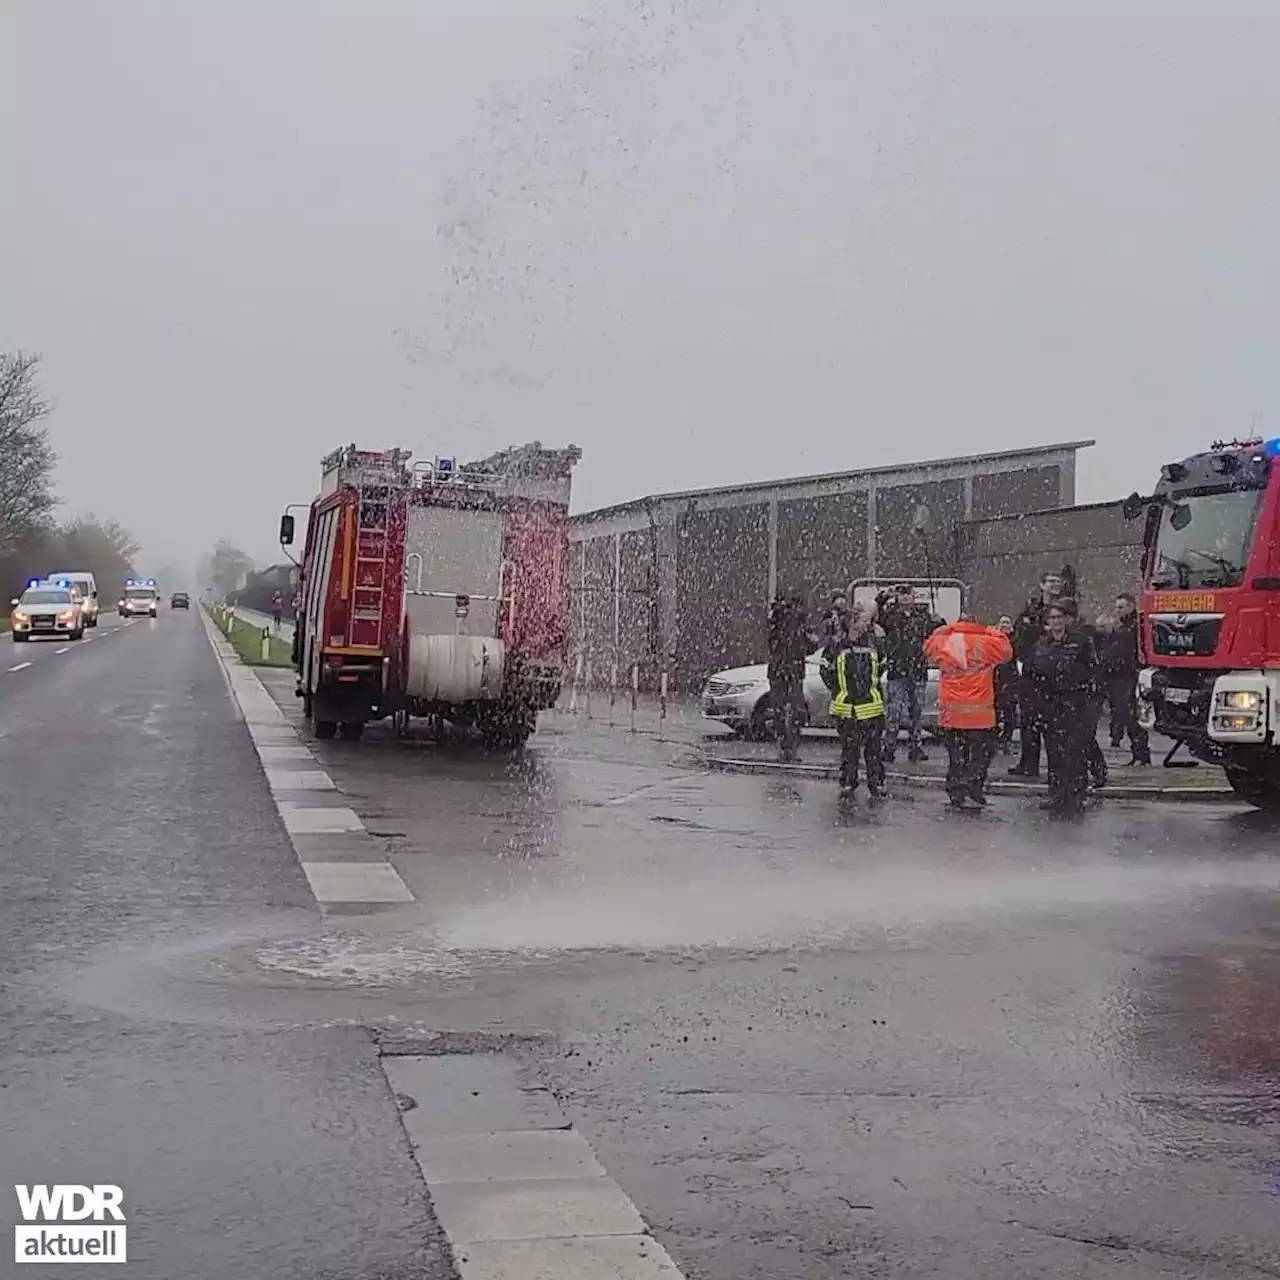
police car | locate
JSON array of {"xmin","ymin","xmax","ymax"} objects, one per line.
[
  {"xmin": 9, "ymin": 580, "xmax": 86, "ymax": 642},
  {"xmin": 118, "ymin": 579, "xmax": 160, "ymax": 618}
]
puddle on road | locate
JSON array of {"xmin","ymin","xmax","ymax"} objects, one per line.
[{"xmin": 252, "ymin": 933, "xmax": 557, "ymax": 987}]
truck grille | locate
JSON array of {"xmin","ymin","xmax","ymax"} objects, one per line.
[{"xmin": 1150, "ymin": 613, "xmax": 1223, "ymax": 658}]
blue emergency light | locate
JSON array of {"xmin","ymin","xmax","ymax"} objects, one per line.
[
  {"xmin": 26, "ymin": 578, "xmax": 40, "ymax": 589},
  {"xmin": 436, "ymin": 456, "xmax": 455, "ymax": 479},
  {"xmin": 1264, "ymin": 437, "xmax": 1280, "ymax": 458}
]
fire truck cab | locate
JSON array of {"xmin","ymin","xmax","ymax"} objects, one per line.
[{"xmin": 1125, "ymin": 436, "xmax": 1280, "ymax": 810}]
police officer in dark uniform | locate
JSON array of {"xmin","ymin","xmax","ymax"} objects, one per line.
[
  {"xmin": 767, "ymin": 592, "xmax": 812, "ymax": 762},
  {"xmin": 1025, "ymin": 597, "xmax": 1097, "ymax": 816},
  {"xmin": 1009, "ymin": 570, "xmax": 1063, "ymax": 777}
]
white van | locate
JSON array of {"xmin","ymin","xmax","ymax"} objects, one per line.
[{"xmin": 49, "ymin": 572, "xmax": 100, "ymax": 626}]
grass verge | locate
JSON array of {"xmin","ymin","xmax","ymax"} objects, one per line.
[{"xmin": 208, "ymin": 604, "xmax": 293, "ymax": 667}]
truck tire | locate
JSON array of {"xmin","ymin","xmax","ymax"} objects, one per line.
[
  {"xmin": 338, "ymin": 721, "xmax": 365, "ymax": 742},
  {"xmin": 1225, "ymin": 766, "xmax": 1280, "ymax": 812},
  {"xmin": 313, "ymin": 719, "xmax": 338, "ymax": 740}
]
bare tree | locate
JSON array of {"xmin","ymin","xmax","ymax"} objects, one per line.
[
  {"xmin": 204, "ymin": 540, "xmax": 255, "ymax": 598},
  {"xmin": 0, "ymin": 352, "xmax": 57, "ymax": 557}
]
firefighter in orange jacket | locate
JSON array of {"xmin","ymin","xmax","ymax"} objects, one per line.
[{"xmin": 923, "ymin": 618, "xmax": 1014, "ymax": 809}]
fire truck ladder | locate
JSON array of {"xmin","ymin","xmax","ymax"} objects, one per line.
[{"xmin": 349, "ymin": 476, "xmax": 396, "ymax": 649}]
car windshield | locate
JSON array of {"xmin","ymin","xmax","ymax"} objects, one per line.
[
  {"xmin": 125, "ymin": 587, "xmax": 156, "ymax": 599},
  {"xmin": 22, "ymin": 590, "xmax": 71, "ymax": 605},
  {"xmin": 1149, "ymin": 487, "xmax": 1264, "ymax": 589}
]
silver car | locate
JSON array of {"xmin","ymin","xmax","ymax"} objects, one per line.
[
  {"xmin": 701, "ymin": 648, "xmax": 940, "ymax": 739},
  {"xmin": 10, "ymin": 585, "xmax": 86, "ymax": 642}
]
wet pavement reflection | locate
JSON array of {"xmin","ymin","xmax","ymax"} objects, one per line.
[{"xmin": 239, "ymin": 688, "xmax": 1280, "ymax": 1276}]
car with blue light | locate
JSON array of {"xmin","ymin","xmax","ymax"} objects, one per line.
[
  {"xmin": 119, "ymin": 579, "xmax": 160, "ymax": 618},
  {"xmin": 9, "ymin": 581, "xmax": 86, "ymax": 642}
]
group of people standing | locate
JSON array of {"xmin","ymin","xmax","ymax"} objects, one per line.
[{"xmin": 766, "ymin": 571, "xmax": 1150, "ymax": 817}]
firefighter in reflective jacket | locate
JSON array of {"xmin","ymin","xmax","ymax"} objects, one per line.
[
  {"xmin": 821, "ymin": 602, "xmax": 887, "ymax": 798},
  {"xmin": 924, "ymin": 618, "xmax": 1014, "ymax": 809}
]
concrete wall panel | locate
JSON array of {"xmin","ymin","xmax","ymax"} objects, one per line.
[
  {"xmin": 971, "ymin": 466, "xmax": 1061, "ymax": 520},
  {"xmin": 775, "ymin": 491, "xmax": 869, "ymax": 611},
  {"xmin": 963, "ymin": 502, "xmax": 1143, "ymax": 623},
  {"xmin": 676, "ymin": 503, "xmax": 770, "ymax": 686},
  {"xmin": 874, "ymin": 480, "xmax": 966, "ymax": 579}
]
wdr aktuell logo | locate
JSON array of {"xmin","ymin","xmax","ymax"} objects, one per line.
[{"xmin": 14, "ymin": 1185, "xmax": 127, "ymax": 1264}]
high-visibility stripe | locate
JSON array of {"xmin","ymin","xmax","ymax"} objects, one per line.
[{"xmin": 829, "ymin": 646, "xmax": 884, "ymax": 720}]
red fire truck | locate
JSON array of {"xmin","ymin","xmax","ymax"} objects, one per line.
[
  {"xmin": 1124, "ymin": 436, "xmax": 1280, "ymax": 810},
  {"xmin": 282, "ymin": 442, "xmax": 580, "ymax": 747}
]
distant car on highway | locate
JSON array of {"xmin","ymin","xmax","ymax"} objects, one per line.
[
  {"xmin": 170, "ymin": 592, "xmax": 190, "ymax": 610},
  {"xmin": 9, "ymin": 583, "xmax": 86, "ymax": 642},
  {"xmin": 119, "ymin": 580, "xmax": 159, "ymax": 618},
  {"xmin": 701, "ymin": 648, "xmax": 940, "ymax": 740}
]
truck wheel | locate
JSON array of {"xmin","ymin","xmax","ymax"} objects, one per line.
[
  {"xmin": 1225, "ymin": 766, "xmax": 1280, "ymax": 812},
  {"xmin": 338, "ymin": 721, "xmax": 365, "ymax": 742},
  {"xmin": 313, "ymin": 719, "xmax": 338, "ymax": 740}
]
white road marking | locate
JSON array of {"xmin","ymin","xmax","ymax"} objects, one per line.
[
  {"xmin": 8, "ymin": 662, "xmax": 31, "ymax": 672},
  {"xmin": 197, "ymin": 604, "xmax": 414, "ymax": 915},
  {"xmin": 384, "ymin": 1054, "xmax": 687, "ymax": 1279},
  {"xmin": 55, "ymin": 646, "xmax": 69, "ymax": 654}
]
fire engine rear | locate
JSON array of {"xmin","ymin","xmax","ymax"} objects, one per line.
[
  {"xmin": 1124, "ymin": 436, "xmax": 1280, "ymax": 810},
  {"xmin": 284, "ymin": 442, "xmax": 579, "ymax": 747}
]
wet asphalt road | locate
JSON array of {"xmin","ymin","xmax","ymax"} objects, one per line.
[
  {"xmin": 255, "ymin": 682, "xmax": 1280, "ymax": 1279},
  {"xmin": 3, "ymin": 615, "xmax": 1280, "ymax": 1278},
  {"xmin": 0, "ymin": 611, "xmax": 453, "ymax": 1279}
]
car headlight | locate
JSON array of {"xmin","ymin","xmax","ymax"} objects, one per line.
[
  {"xmin": 1219, "ymin": 690, "xmax": 1261, "ymax": 712},
  {"xmin": 726, "ymin": 681, "xmax": 762, "ymax": 695}
]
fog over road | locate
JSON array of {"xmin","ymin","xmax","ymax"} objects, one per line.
[{"xmin": 1, "ymin": 610, "xmax": 1278, "ymax": 1278}]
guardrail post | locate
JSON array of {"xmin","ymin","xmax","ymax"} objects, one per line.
[
  {"xmin": 584, "ymin": 660, "xmax": 593, "ymax": 720},
  {"xmin": 608, "ymin": 660, "xmax": 618, "ymax": 725},
  {"xmin": 659, "ymin": 670, "xmax": 668, "ymax": 739},
  {"xmin": 630, "ymin": 664, "xmax": 639, "ymax": 733},
  {"xmin": 261, "ymin": 628, "xmax": 271, "ymax": 663}
]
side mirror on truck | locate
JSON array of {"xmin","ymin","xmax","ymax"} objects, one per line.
[{"xmin": 279, "ymin": 514, "xmax": 295, "ymax": 546}]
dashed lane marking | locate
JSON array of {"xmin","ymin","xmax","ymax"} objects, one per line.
[
  {"xmin": 383, "ymin": 1054, "xmax": 687, "ymax": 1279},
  {"xmin": 198, "ymin": 606, "xmax": 414, "ymax": 917},
  {"xmin": 55, "ymin": 646, "xmax": 69, "ymax": 654},
  {"xmin": 8, "ymin": 662, "xmax": 32, "ymax": 672}
]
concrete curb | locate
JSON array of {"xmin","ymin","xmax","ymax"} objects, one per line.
[
  {"xmin": 199, "ymin": 605, "xmax": 416, "ymax": 916},
  {"xmin": 693, "ymin": 747, "xmax": 1237, "ymax": 803}
]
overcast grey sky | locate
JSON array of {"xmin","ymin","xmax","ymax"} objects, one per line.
[{"xmin": 5, "ymin": 1, "xmax": 1279, "ymax": 568}]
